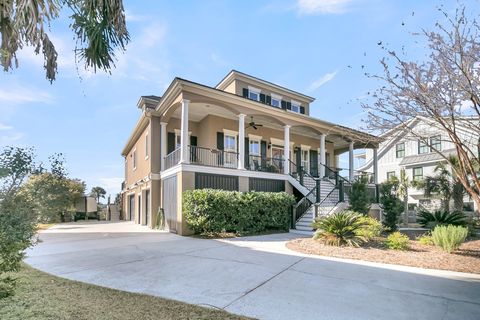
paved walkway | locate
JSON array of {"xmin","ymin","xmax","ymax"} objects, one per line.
[{"xmin": 26, "ymin": 221, "xmax": 480, "ymax": 320}]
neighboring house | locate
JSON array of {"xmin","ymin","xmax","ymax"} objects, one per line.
[
  {"xmin": 121, "ymin": 70, "xmax": 380, "ymax": 234},
  {"xmin": 358, "ymin": 116, "xmax": 478, "ymax": 212}
]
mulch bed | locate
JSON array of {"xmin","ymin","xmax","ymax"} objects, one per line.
[{"xmin": 286, "ymin": 237, "xmax": 480, "ymax": 274}]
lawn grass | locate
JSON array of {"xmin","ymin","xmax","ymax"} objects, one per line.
[{"xmin": 0, "ymin": 264, "xmax": 251, "ymax": 320}]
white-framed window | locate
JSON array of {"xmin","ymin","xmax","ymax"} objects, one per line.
[
  {"xmin": 413, "ymin": 167, "xmax": 423, "ymax": 181},
  {"xmin": 271, "ymin": 94, "xmax": 282, "ymax": 108},
  {"xmin": 132, "ymin": 148, "xmax": 137, "ymax": 170},
  {"xmin": 249, "ymin": 140, "xmax": 260, "ymax": 155},
  {"xmin": 430, "ymin": 135, "xmax": 442, "ymax": 151},
  {"xmin": 291, "ymin": 100, "xmax": 301, "ymax": 113},
  {"xmin": 248, "ymin": 86, "xmax": 261, "ymax": 101},
  {"xmin": 301, "ymin": 148, "xmax": 309, "ymax": 172},
  {"xmin": 224, "ymin": 134, "xmax": 236, "ymax": 151},
  {"xmin": 175, "ymin": 133, "xmax": 181, "ymax": 149},
  {"xmin": 386, "ymin": 171, "xmax": 396, "ymax": 181},
  {"xmin": 145, "ymin": 133, "xmax": 149, "ymax": 159}
]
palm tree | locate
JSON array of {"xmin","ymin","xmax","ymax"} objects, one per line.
[
  {"xmin": 90, "ymin": 186, "xmax": 107, "ymax": 204},
  {"xmin": 416, "ymin": 159, "xmax": 465, "ymax": 212}
]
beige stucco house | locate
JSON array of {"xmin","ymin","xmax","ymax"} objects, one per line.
[{"xmin": 121, "ymin": 70, "xmax": 380, "ymax": 234}]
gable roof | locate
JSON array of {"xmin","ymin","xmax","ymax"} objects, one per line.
[{"xmin": 216, "ymin": 70, "xmax": 315, "ymax": 103}]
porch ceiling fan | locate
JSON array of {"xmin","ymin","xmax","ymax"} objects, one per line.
[{"xmin": 245, "ymin": 116, "xmax": 263, "ymax": 130}]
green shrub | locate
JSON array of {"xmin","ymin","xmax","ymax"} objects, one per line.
[
  {"xmin": 354, "ymin": 216, "xmax": 382, "ymax": 241},
  {"xmin": 379, "ymin": 183, "xmax": 404, "ymax": 231},
  {"xmin": 431, "ymin": 225, "xmax": 468, "ymax": 253},
  {"xmin": 385, "ymin": 232, "xmax": 409, "ymax": 250},
  {"xmin": 183, "ymin": 189, "xmax": 295, "ymax": 235},
  {"xmin": 313, "ymin": 210, "xmax": 367, "ymax": 247},
  {"xmin": 418, "ymin": 234, "xmax": 434, "ymax": 246},
  {"xmin": 348, "ymin": 177, "xmax": 371, "ymax": 215},
  {"xmin": 417, "ymin": 210, "xmax": 467, "ymax": 229}
]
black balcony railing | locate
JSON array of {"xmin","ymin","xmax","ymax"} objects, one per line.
[
  {"xmin": 246, "ymin": 155, "xmax": 283, "ymax": 173},
  {"xmin": 190, "ymin": 146, "xmax": 238, "ymax": 168}
]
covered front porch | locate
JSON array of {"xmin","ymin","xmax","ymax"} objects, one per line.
[{"xmin": 160, "ymin": 97, "xmax": 380, "ymax": 183}]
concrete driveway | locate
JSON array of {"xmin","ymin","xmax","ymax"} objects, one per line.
[{"xmin": 26, "ymin": 221, "xmax": 480, "ymax": 320}]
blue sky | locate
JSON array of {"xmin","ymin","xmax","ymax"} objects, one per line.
[{"xmin": 0, "ymin": 0, "xmax": 472, "ymax": 199}]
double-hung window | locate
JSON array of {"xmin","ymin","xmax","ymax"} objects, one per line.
[
  {"xmin": 430, "ymin": 135, "xmax": 442, "ymax": 151},
  {"xmin": 301, "ymin": 149, "xmax": 309, "ymax": 172},
  {"xmin": 386, "ymin": 171, "xmax": 396, "ymax": 181},
  {"xmin": 224, "ymin": 134, "xmax": 237, "ymax": 167},
  {"xmin": 413, "ymin": 167, "xmax": 423, "ymax": 181},
  {"xmin": 418, "ymin": 140, "xmax": 430, "ymax": 154},
  {"xmin": 249, "ymin": 140, "xmax": 260, "ymax": 156},
  {"xmin": 396, "ymin": 143, "xmax": 405, "ymax": 158},
  {"xmin": 132, "ymin": 149, "xmax": 137, "ymax": 170}
]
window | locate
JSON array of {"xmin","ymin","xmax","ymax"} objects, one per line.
[
  {"xmin": 271, "ymin": 98, "xmax": 280, "ymax": 108},
  {"xmin": 175, "ymin": 133, "xmax": 181, "ymax": 149},
  {"xmin": 413, "ymin": 167, "xmax": 423, "ymax": 181},
  {"xmin": 301, "ymin": 149, "xmax": 309, "ymax": 172},
  {"xmin": 271, "ymin": 94, "xmax": 282, "ymax": 108},
  {"xmin": 224, "ymin": 134, "xmax": 236, "ymax": 151},
  {"xmin": 386, "ymin": 171, "xmax": 396, "ymax": 181},
  {"xmin": 291, "ymin": 102, "xmax": 301, "ymax": 113},
  {"xmin": 418, "ymin": 140, "xmax": 430, "ymax": 154},
  {"xmin": 132, "ymin": 149, "xmax": 137, "ymax": 170},
  {"xmin": 248, "ymin": 87, "xmax": 260, "ymax": 101},
  {"xmin": 430, "ymin": 135, "xmax": 441, "ymax": 151},
  {"xmin": 145, "ymin": 133, "xmax": 149, "ymax": 159},
  {"xmin": 249, "ymin": 140, "xmax": 260, "ymax": 155},
  {"xmin": 396, "ymin": 143, "xmax": 405, "ymax": 158}
]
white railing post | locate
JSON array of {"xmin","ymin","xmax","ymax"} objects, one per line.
[{"xmin": 160, "ymin": 122, "xmax": 167, "ymax": 171}]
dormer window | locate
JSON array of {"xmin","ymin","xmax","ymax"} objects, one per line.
[
  {"xmin": 271, "ymin": 94, "xmax": 282, "ymax": 108},
  {"xmin": 248, "ymin": 86, "xmax": 261, "ymax": 101}
]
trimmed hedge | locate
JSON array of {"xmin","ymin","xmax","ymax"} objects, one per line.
[{"xmin": 183, "ymin": 189, "xmax": 295, "ymax": 235}]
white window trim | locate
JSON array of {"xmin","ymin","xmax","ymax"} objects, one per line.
[
  {"xmin": 174, "ymin": 129, "xmax": 191, "ymax": 148},
  {"xmin": 270, "ymin": 137, "xmax": 295, "ymax": 148},
  {"xmin": 132, "ymin": 148, "xmax": 137, "ymax": 171},
  {"xmin": 223, "ymin": 129, "xmax": 238, "ymax": 136},
  {"xmin": 145, "ymin": 133, "xmax": 149, "ymax": 160},
  {"xmin": 271, "ymin": 93, "xmax": 282, "ymax": 100},
  {"xmin": 249, "ymin": 140, "xmax": 261, "ymax": 156},
  {"xmin": 301, "ymin": 144, "xmax": 311, "ymax": 150},
  {"xmin": 270, "ymin": 145, "xmax": 284, "ymax": 159},
  {"xmin": 248, "ymin": 134, "xmax": 262, "ymax": 141}
]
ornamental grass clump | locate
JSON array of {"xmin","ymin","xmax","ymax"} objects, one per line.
[
  {"xmin": 313, "ymin": 210, "xmax": 367, "ymax": 247},
  {"xmin": 431, "ymin": 225, "xmax": 468, "ymax": 253},
  {"xmin": 354, "ymin": 216, "xmax": 383, "ymax": 241}
]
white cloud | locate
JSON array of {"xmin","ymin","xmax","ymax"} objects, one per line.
[
  {"xmin": 0, "ymin": 132, "xmax": 24, "ymax": 144},
  {"xmin": 0, "ymin": 123, "xmax": 13, "ymax": 130},
  {"xmin": 0, "ymin": 84, "xmax": 53, "ymax": 105},
  {"xmin": 297, "ymin": 0, "xmax": 354, "ymax": 15},
  {"xmin": 124, "ymin": 10, "xmax": 147, "ymax": 22},
  {"xmin": 307, "ymin": 70, "xmax": 338, "ymax": 92}
]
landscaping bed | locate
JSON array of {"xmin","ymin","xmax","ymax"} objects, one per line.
[
  {"xmin": 0, "ymin": 264, "xmax": 250, "ymax": 320},
  {"xmin": 286, "ymin": 237, "xmax": 480, "ymax": 274}
]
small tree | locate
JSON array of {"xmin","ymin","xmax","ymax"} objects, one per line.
[
  {"xmin": 379, "ymin": 182, "xmax": 405, "ymax": 231},
  {"xmin": 348, "ymin": 177, "xmax": 371, "ymax": 215},
  {"xmin": 362, "ymin": 4, "xmax": 480, "ymax": 214},
  {"xmin": 393, "ymin": 169, "xmax": 410, "ymax": 226},
  {"xmin": 91, "ymin": 186, "xmax": 107, "ymax": 204},
  {"xmin": 0, "ymin": 147, "xmax": 38, "ymax": 297}
]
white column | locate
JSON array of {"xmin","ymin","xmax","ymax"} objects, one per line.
[
  {"xmin": 319, "ymin": 133, "xmax": 326, "ymax": 178},
  {"xmin": 179, "ymin": 99, "xmax": 190, "ymax": 164},
  {"xmin": 373, "ymin": 148, "xmax": 379, "ymax": 184},
  {"xmin": 160, "ymin": 122, "xmax": 167, "ymax": 171},
  {"xmin": 238, "ymin": 114, "xmax": 246, "ymax": 170},
  {"xmin": 349, "ymin": 141, "xmax": 354, "ymax": 182},
  {"xmin": 284, "ymin": 125, "xmax": 291, "ymax": 175}
]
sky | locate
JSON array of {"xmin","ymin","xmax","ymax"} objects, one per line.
[{"xmin": 0, "ymin": 0, "xmax": 476, "ymax": 200}]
